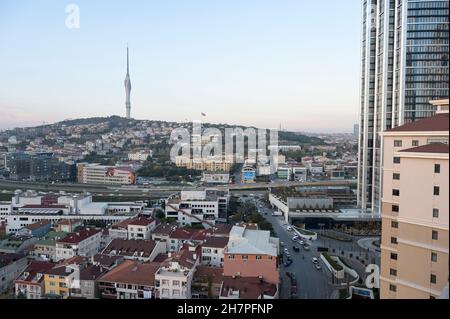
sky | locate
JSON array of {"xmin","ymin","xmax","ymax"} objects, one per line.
[{"xmin": 0, "ymin": 0, "xmax": 362, "ymax": 133}]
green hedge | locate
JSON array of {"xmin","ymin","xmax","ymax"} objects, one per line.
[{"xmin": 322, "ymin": 253, "xmax": 343, "ymax": 271}]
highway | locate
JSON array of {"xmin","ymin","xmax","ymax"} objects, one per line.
[{"xmin": 0, "ymin": 179, "xmax": 356, "ymax": 198}]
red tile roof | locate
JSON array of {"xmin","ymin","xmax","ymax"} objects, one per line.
[
  {"xmin": 98, "ymin": 260, "xmax": 160, "ymax": 286},
  {"xmin": 102, "ymin": 239, "xmax": 157, "ymax": 258},
  {"xmin": 57, "ymin": 228, "xmax": 101, "ymax": 244},
  {"xmin": 15, "ymin": 261, "xmax": 56, "ymax": 284},
  {"xmin": 202, "ymin": 236, "xmax": 229, "ymax": 249},
  {"xmin": 400, "ymin": 143, "xmax": 449, "ymax": 154},
  {"xmin": 194, "ymin": 265, "xmax": 224, "ymax": 285},
  {"xmin": 220, "ymin": 276, "xmax": 277, "ymax": 299},
  {"xmin": 386, "ymin": 113, "xmax": 449, "ymax": 132},
  {"xmin": 112, "ymin": 216, "xmax": 154, "ymax": 229}
]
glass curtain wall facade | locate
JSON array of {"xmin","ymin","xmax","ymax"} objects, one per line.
[{"xmin": 357, "ymin": 0, "xmax": 449, "ymax": 212}]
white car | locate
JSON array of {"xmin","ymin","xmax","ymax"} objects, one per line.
[
  {"xmin": 312, "ymin": 257, "xmax": 319, "ymax": 264},
  {"xmin": 284, "ymin": 248, "xmax": 289, "ymax": 254}
]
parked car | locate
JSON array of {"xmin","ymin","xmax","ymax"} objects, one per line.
[
  {"xmin": 303, "ymin": 245, "xmax": 310, "ymax": 251},
  {"xmin": 280, "ymin": 242, "xmax": 285, "ymax": 247},
  {"xmin": 299, "ymin": 240, "xmax": 304, "ymax": 245},
  {"xmin": 284, "ymin": 259, "xmax": 293, "ymax": 267},
  {"xmin": 284, "ymin": 248, "xmax": 289, "ymax": 254},
  {"xmin": 312, "ymin": 257, "xmax": 319, "ymax": 264},
  {"xmin": 293, "ymin": 246, "xmax": 300, "ymax": 252},
  {"xmin": 315, "ymin": 264, "xmax": 322, "ymax": 270}
]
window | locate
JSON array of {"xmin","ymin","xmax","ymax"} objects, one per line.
[
  {"xmin": 389, "ymin": 284, "xmax": 397, "ymax": 292},
  {"xmin": 391, "ymin": 237, "xmax": 398, "ymax": 244},
  {"xmin": 434, "ymin": 187, "xmax": 440, "ymax": 196},
  {"xmin": 393, "ymin": 157, "xmax": 401, "ymax": 164},
  {"xmin": 430, "ymin": 274, "xmax": 437, "ymax": 284},
  {"xmin": 391, "ymin": 221, "xmax": 399, "ymax": 228},
  {"xmin": 228, "ymin": 255, "xmax": 235, "ymax": 260},
  {"xmin": 256, "ymin": 255, "xmax": 262, "ymax": 260},
  {"xmin": 433, "ymin": 208, "xmax": 439, "ymax": 218},
  {"xmin": 242, "ymin": 255, "xmax": 248, "ymax": 261},
  {"xmin": 392, "ymin": 189, "xmax": 400, "ymax": 196},
  {"xmin": 432, "ymin": 230, "xmax": 438, "ymax": 240},
  {"xmin": 390, "ymin": 253, "xmax": 398, "ymax": 260},
  {"xmin": 412, "ymin": 140, "xmax": 419, "ymax": 147},
  {"xmin": 393, "ymin": 173, "xmax": 400, "ymax": 180},
  {"xmin": 431, "ymin": 252, "xmax": 437, "ymax": 262},
  {"xmin": 394, "ymin": 140, "xmax": 402, "ymax": 147},
  {"xmin": 392, "ymin": 205, "xmax": 399, "ymax": 213},
  {"xmin": 390, "ymin": 269, "xmax": 397, "ymax": 276},
  {"xmin": 434, "ymin": 164, "xmax": 440, "ymax": 174},
  {"xmin": 172, "ymin": 280, "xmax": 180, "ymax": 287}
]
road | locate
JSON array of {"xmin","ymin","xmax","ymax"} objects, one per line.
[
  {"xmin": 254, "ymin": 199, "xmax": 337, "ymax": 299},
  {"xmin": 0, "ymin": 179, "xmax": 356, "ymax": 196}
]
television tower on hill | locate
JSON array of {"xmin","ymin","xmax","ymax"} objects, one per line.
[{"xmin": 124, "ymin": 46, "xmax": 132, "ymax": 119}]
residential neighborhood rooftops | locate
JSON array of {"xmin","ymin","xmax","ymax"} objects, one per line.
[
  {"xmin": 202, "ymin": 236, "xmax": 229, "ymax": 249},
  {"xmin": 102, "ymin": 239, "xmax": 157, "ymax": 258},
  {"xmin": 98, "ymin": 260, "xmax": 160, "ymax": 286},
  {"xmin": 227, "ymin": 226, "xmax": 278, "ymax": 257},
  {"xmin": 0, "ymin": 252, "xmax": 25, "ymax": 268},
  {"xmin": 194, "ymin": 265, "xmax": 224, "ymax": 285},
  {"xmin": 15, "ymin": 261, "xmax": 56, "ymax": 284},
  {"xmin": 220, "ymin": 276, "xmax": 277, "ymax": 299},
  {"xmin": 57, "ymin": 228, "xmax": 101, "ymax": 244},
  {"xmin": 24, "ymin": 220, "xmax": 51, "ymax": 231}
]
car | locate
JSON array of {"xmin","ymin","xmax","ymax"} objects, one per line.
[
  {"xmin": 299, "ymin": 240, "xmax": 304, "ymax": 245},
  {"xmin": 293, "ymin": 245, "xmax": 300, "ymax": 252},
  {"xmin": 280, "ymin": 242, "xmax": 285, "ymax": 247},
  {"xmin": 284, "ymin": 248, "xmax": 289, "ymax": 254},
  {"xmin": 315, "ymin": 264, "xmax": 322, "ymax": 270},
  {"xmin": 284, "ymin": 259, "xmax": 293, "ymax": 267},
  {"xmin": 303, "ymin": 245, "xmax": 310, "ymax": 251},
  {"xmin": 312, "ymin": 257, "xmax": 319, "ymax": 264}
]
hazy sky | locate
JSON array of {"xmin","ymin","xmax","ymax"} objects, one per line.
[{"xmin": 0, "ymin": 0, "xmax": 361, "ymax": 133}]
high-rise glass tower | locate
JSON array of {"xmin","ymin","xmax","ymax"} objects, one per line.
[{"xmin": 358, "ymin": 0, "xmax": 449, "ymax": 212}]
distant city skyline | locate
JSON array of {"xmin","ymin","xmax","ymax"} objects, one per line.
[{"xmin": 0, "ymin": 0, "xmax": 361, "ymax": 133}]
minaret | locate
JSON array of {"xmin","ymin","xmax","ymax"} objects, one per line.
[{"xmin": 124, "ymin": 46, "xmax": 132, "ymax": 119}]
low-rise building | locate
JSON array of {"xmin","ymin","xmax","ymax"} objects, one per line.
[
  {"xmin": 71, "ymin": 265, "xmax": 105, "ymax": 299},
  {"xmin": 97, "ymin": 260, "xmax": 160, "ymax": 299},
  {"xmin": 165, "ymin": 189, "xmax": 229, "ymax": 227},
  {"xmin": 15, "ymin": 261, "xmax": 56, "ymax": 299},
  {"xmin": 77, "ymin": 163, "xmax": 136, "ymax": 185},
  {"xmin": 101, "ymin": 239, "xmax": 166, "ymax": 262},
  {"xmin": 201, "ymin": 171, "xmax": 230, "ymax": 184},
  {"xmin": 55, "ymin": 228, "xmax": 102, "ymax": 261},
  {"xmin": 54, "ymin": 219, "xmax": 83, "ymax": 233},
  {"xmin": 0, "ymin": 253, "xmax": 28, "ymax": 293},
  {"xmin": 31, "ymin": 231, "xmax": 68, "ymax": 261},
  {"xmin": 219, "ymin": 276, "xmax": 278, "ymax": 299},
  {"xmin": 224, "ymin": 225, "xmax": 279, "ymax": 285},
  {"xmin": 192, "ymin": 265, "xmax": 223, "ymax": 299},
  {"xmin": 16, "ymin": 220, "xmax": 51, "ymax": 238},
  {"xmin": 201, "ymin": 236, "xmax": 229, "ymax": 267},
  {"xmin": 155, "ymin": 249, "xmax": 199, "ymax": 299}
]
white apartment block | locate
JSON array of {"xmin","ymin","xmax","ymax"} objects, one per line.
[
  {"xmin": 165, "ymin": 189, "xmax": 229, "ymax": 227},
  {"xmin": 128, "ymin": 150, "xmax": 152, "ymax": 162},
  {"xmin": 55, "ymin": 228, "xmax": 102, "ymax": 261},
  {"xmin": 77, "ymin": 163, "xmax": 135, "ymax": 185}
]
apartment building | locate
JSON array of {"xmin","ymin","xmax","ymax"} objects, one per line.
[
  {"xmin": 223, "ymin": 225, "xmax": 279, "ymax": 285},
  {"xmin": 101, "ymin": 239, "xmax": 166, "ymax": 262},
  {"xmin": 109, "ymin": 216, "xmax": 156, "ymax": 240},
  {"xmin": 97, "ymin": 260, "xmax": 159, "ymax": 299},
  {"xmin": 155, "ymin": 248, "xmax": 199, "ymax": 299},
  {"xmin": 0, "ymin": 253, "xmax": 28, "ymax": 293},
  {"xmin": 201, "ymin": 236, "xmax": 229, "ymax": 268},
  {"xmin": 55, "ymin": 228, "xmax": 102, "ymax": 261},
  {"xmin": 380, "ymin": 103, "xmax": 449, "ymax": 299},
  {"xmin": 175, "ymin": 156, "xmax": 234, "ymax": 172},
  {"xmin": 77, "ymin": 163, "xmax": 136, "ymax": 185},
  {"xmin": 165, "ymin": 189, "xmax": 229, "ymax": 226},
  {"xmin": 15, "ymin": 261, "xmax": 56, "ymax": 299},
  {"xmin": 43, "ymin": 263, "xmax": 81, "ymax": 298}
]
